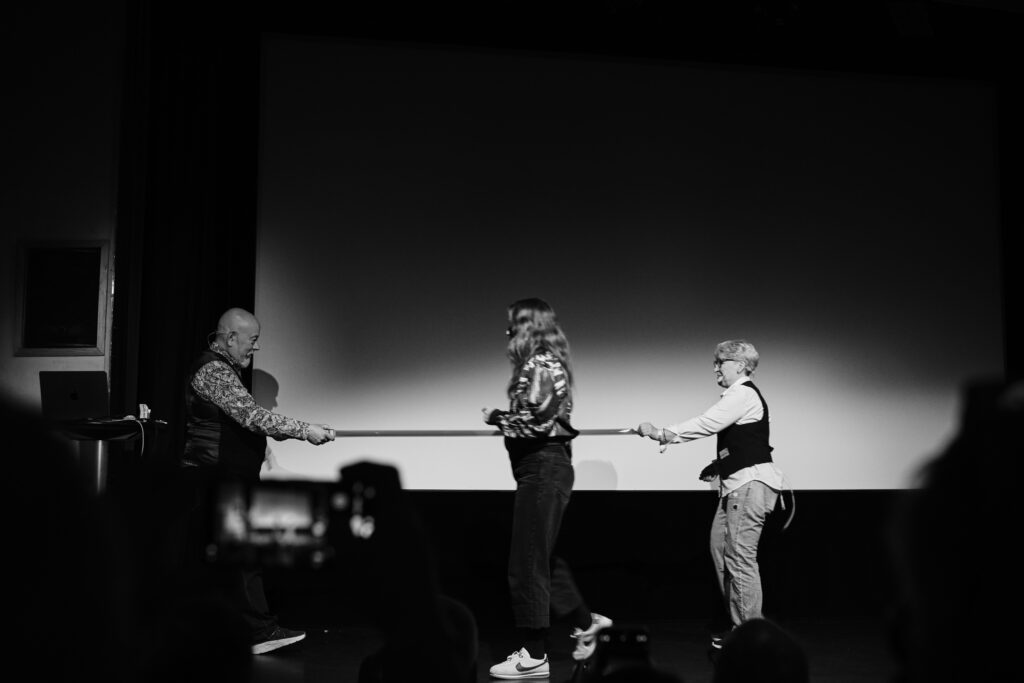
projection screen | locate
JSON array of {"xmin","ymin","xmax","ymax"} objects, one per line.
[{"xmin": 254, "ymin": 36, "xmax": 1003, "ymax": 490}]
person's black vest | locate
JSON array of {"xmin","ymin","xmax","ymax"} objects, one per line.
[
  {"xmin": 183, "ymin": 349, "xmax": 267, "ymax": 482},
  {"xmin": 715, "ymin": 380, "xmax": 773, "ymax": 480}
]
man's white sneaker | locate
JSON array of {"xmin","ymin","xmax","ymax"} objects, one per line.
[
  {"xmin": 489, "ymin": 647, "xmax": 550, "ymax": 679},
  {"xmin": 571, "ymin": 613, "xmax": 614, "ymax": 661}
]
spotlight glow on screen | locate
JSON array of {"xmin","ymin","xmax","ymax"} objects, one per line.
[{"xmin": 254, "ymin": 37, "xmax": 1003, "ymax": 490}]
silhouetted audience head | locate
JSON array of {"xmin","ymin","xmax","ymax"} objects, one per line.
[
  {"xmin": 359, "ymin": 593, "xmax": 478, "ymax": 683},
  {"xmin": 597, "ymin": 666, "xmax": 685, "ymax": 682},
  {"xmin": 4, "ymin": 393, "xmax": 254, "ymax": 683},
  {"xmin": 4, "ymin": 394, "xmax": 137, "ymax": 681},
  {"xmin": 341, "ymin": 461, "xmax": 479, "ymax": 683},
  {"xmin": 712, "ymin": 618, "xmax": 809, "ymax": 683},
  {"xmin": 581, "ymin": 627, "xmax": 685, "ymax": 683},
  {"xmin": 143, "ymin": 592, "xmax": 252, "ymax": 683},
  {"xmin": 887, "ymin": 378, "xmax": 1022, "ymax": 682}
]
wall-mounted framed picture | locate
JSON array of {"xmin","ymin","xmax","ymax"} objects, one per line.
[{"xmin": 14, "ymin": 240, "xmax": 111, "ymax": 356}]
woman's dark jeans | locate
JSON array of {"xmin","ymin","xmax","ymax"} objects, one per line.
[{"xmin": 507, "ymin": 442, "xmax": 585, "ymax": 628}]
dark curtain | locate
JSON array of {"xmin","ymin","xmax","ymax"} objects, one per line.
[
  {"xmin": 998, "ymin": 81, "xmax": 1023, "ymax": 383},
  {"xmin": 111, "ymin": 0, "xmax": 260, "ymax": 466}
]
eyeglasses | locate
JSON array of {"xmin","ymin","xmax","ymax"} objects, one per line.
[{"xmin": 713, "ymin": 358, "xmax": 739, "ymax": 368}]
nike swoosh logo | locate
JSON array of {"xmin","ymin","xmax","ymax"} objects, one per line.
[{"xmin": 515, "ymin": 660, "xmax": 547, "ymax": 672}]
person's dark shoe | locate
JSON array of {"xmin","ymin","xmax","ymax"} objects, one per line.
[{"xmin": 252, "ymin": 626, "xmax": 306, "ymax": 654}]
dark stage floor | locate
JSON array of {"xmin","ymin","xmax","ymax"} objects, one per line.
[{"xmin": 250, "ymin": 616, "xmax": 896, "ymax": 683}]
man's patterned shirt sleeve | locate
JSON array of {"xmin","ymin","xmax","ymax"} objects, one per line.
[{"xmin": 191, "ymin": 360, "xmax": 309, "ymax": 439}]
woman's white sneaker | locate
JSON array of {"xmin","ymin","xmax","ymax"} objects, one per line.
[
  {"xmin": 571, "ymin": 613, "xmax": 614, "ymax": 661},
  {"xmin": 489, "ymin": 647, "xmax": 550, "ymax": 679}
]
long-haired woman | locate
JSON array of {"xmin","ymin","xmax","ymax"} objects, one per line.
[{"xmin": 483, "ymin": 297, "xmax": 612, "ymax": 679}]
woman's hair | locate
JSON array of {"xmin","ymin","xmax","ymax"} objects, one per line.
[{"xmin": 506, "ymin": 298, "xmax": 573, "ymax": 397}]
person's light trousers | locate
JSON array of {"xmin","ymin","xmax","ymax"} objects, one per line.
[{"xmin": 710, "ymin": 480, "xmax": 779, "ymax": 627}]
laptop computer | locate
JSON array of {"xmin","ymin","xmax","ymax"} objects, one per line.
[{"xmin": 38, "ymin": 370, "xmax": 110, "ymax": 422}]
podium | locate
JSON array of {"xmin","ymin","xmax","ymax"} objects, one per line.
[{"xmin": 56, "ymin": 417, "xmax": 167, "ymax": 494}]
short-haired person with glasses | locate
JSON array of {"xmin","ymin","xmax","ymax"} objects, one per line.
[{"xmin": 636, "ymin": 340, "xmax": 787, "ymax": 652}]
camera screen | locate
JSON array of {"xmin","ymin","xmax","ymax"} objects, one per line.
[{"xmin": 209, "ymin": 481, "xmax": 336, "ymax": 568}]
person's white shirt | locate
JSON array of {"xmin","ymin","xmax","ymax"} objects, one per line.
[{"xmin": 665, "ymin": 376, "xmax": 786, "ymax": 496}]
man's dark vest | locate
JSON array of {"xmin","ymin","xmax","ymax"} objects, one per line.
[
  {"xmin": 715, "ymin": 380, "xmax": 773, "ymax": 480},
  {"xmin": 183, "ymin": 350, "xmax": 267, "ymax": 483}
]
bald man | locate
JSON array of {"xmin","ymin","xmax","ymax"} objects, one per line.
[
  {"xmin": 179, "ymin": 307, "xmax": 334, "ymax": 655},
  {"xmin": 184, "ymin": 307, "xmax": 333, "ymax": 477}
]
